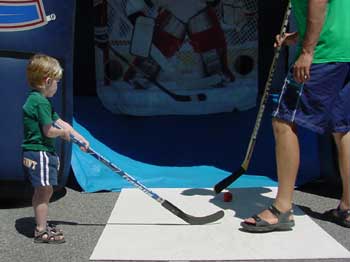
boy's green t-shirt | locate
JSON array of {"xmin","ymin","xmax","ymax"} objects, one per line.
[
  {"xmin": 22, "ymin": 90, "xmax": 60, "ymax": 153},
  {"xmin": 292, "ymin": 0, "xmax": 350, "ymax": 63}
]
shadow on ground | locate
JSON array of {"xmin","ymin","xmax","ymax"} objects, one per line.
[
  {"xmin": 296, "ymin": 178, "xmax": 342, "ymax": 199},
  {"xmin": 0, "ymin": 187, "xmax": 67, "ymax": 209},
  {"xmin": 181, "ymin": 187, "xmax": 305, "ymax": 220},
  {"xmin": 15, "ymin": 217, "xmax": 106, "ymax": 238}
]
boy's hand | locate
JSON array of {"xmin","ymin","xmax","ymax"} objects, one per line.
[
  {"xmin": 79, "ymin": 138, "xmax": 90, "ymax": 152},
  {"xmin": 75, "ymin": 135, "xmax": 89, "ymax": 152},
  {"xmin": 60, "ymin": 129, "xmax": 71, "ymax": 142}
]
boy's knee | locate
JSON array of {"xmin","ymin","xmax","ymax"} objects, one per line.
[{"xmin": 34, "ymin": 186, "xmax": 53, "ymax": 198}]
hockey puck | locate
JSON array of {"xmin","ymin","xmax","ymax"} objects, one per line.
[
  {"xmin": 198, "ymin": 93, "xmax": 207, "ymax": 101},
  {"xmin": 223, "ymin": 192, "xmax": 233, "ymax": 202},
  {"xmin": 234, "ymin": 55, "xmax": 254, "ymax": 75}
]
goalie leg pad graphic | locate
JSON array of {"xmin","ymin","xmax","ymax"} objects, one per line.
[
  {"xmin": 130, "ymin": 16, "xmax": 155, "ymax": 57},
  {"xmin": 188, "ymin": 8, "xmax": 235, "ymax": 81},
  {"xmin": 153, "ymin": 10, "xmax": 186, "ymax": 58},
  {"xmin": 188, "ymin": 8, "xmax": 226, "ymax": 53},
  {"xmin": 123, "ymin": 56, "xmax": 160, "ymax": 81},
  {"xmin": 200, "ymin": 49, "xmax": 223, "ymax": 76}
]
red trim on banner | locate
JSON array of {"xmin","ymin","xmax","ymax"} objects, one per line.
[{"xmin": 0, "ymin": 0, "xmax": 46, "ymax": 30}]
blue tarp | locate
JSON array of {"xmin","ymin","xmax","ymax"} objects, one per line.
[{"xmin": 71, "ymin": 120, "xmax": 278, "ymax": 192}]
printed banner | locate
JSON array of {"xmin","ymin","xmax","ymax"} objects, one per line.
[
  {"xmin": 94, "ymin": 0, "xmax": 259, "ymax": 116},
  {"xmin": 0, "ymin": 0, "xmax": 55, "ymax": 31}
]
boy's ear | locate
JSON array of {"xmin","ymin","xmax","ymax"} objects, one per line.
[{"xmin": 45, "ymin": 77, "xmax": 52, "ymax": 87}]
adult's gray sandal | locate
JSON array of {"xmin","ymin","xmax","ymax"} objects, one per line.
[
  {"xmin": 324, "ymin": 206, "xmax": 350, "ymax": 228},
  {"xmin": 240, "ymin": 204, "xmax": 295, "ymax": 233}
]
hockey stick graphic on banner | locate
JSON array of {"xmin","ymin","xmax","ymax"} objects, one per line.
[
  {"xmin": 109, "ymin": 45, "xmax": 207, "ymax": 102},
  {"xmin": 54, "ymin": 123, "xmax": 224, "ymax": 224},
  {"xmin": 214, "ymin": 0, "xmax": 292, "ymax": 194}
]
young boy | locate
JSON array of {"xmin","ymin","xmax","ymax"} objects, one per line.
[{"xmin": 22, "ymin": 54, "xmax": 89, "ymax": 244}]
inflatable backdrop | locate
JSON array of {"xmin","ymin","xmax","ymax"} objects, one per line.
[
  {"xmin": 0, "ymin": 0, "xmax": 75, "ymax": 186},
  {"xmin": 94, "ymin": 0, "xmax": 258, "ymax": 116}
]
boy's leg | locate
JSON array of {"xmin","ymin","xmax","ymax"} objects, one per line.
[
  {"xmin": 333, "ymin": 132, "xmax": 350, "ymax": 211},
  {"xmin": 23, "ymin": 151, "xmax": 65, "ymax": 241},
  {"xmin": 243, "ymin": 119, "xmax": 298, "ymax": 225},
  {"xmin": 32, "ymin": 186, "xmax": 53, "ymax": 231},
  {"xmin": 33, "ymin": 185, "xmax": 65, "ymax": 242}
]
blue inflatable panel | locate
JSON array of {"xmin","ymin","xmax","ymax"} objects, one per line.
[
  {"xmin": 72, "ymin": 120, "xmax": 278, "ymax": 192},
  {"xmin": 0, "ymin": 0, "xmax": 75, "ymax": 188}
]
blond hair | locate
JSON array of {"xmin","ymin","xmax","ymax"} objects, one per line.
[{"xmin": 26, "ymin": 54, "xmax": 63, "ymax": 89}]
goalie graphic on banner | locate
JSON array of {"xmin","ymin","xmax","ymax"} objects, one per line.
[{"xmin": 94, "ymin": 0, "xmax": 258, "ymax": 116}]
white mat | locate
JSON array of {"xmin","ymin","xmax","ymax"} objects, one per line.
[{"xmin": 90, "ymin": 187, "xmax": 350, "ymax": 261}]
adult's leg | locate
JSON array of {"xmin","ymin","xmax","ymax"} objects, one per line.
[
  {"xmin": 243, "ymin": 118, "xmax": 299, "ymax": 225},
  {"xmin": 273, "ymin": 119, "xmax": 300, "ymax": 212},
  {"xmin": 333, "ymin": 132, "xmax": 350, "ymax": 211}
]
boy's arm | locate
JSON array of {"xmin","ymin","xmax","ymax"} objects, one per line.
[
  {"xmin": 54, "ymin": 119, "xmax": 90, "ymax": 151},
  {"xmin": 293, "ymin": 0, "xmax": 328, "ymax": 83},
  {"xmin": 42, "ymin": 122, "xmax": 70, "ymax": 141}
]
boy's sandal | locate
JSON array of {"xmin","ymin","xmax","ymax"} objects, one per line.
[
  {"xmin": 324, "ymin": 206, "xmax": 350, "ymax": 228},
  {"xmin": 240, "ymin": 204, "xmax": 295, "ymax": 233},
  {"xmin": 34, "ymin": 228, "xmax": 65, "ymax": 244},
  {"xmin": 47, "ymin": 223, "xmax": 63, "ymax": 236}
]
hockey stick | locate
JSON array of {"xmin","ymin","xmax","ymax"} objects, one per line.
[
  {"xmin": 109, "ymin": 45, "xmax": 207, "ymax": 102},
  {"xmin": 213, "ymin": 0, "xmax": 292, "ymax": 194},
  {"xmin": 55, "ymin": 123, "xmax": 224, "ymax": 224}
]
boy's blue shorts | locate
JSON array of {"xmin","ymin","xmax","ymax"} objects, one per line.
[
  {"xmin": 272, "ymin": 62, "xmax": 350, "ymax": 134},
  {"xmin": 23, "ymin": 151, "xmax": 60, "ymax": 187}
]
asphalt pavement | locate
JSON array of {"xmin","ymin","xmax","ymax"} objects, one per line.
[{"xmin": 0, "ymin": 179, "xmax": 349, "ymax": 262}]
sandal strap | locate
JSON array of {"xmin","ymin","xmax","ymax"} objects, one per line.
[
  {"xmin": 268, "ymin": 205, "xmax": 281, "ymax": 217},
  {"xmin": 34, "ymin": 228, "xmax": 47, "ymax": 237},
  {"xmin": 47, "ymin": 223, "xmax": 57, "ymax": 229},
  {"xmin": 337, "ymin": 206, "xmax": 350, "ymax": 219},
  {"xmin": 35, "ymin": 228, "xmax": 54, "ymax": 239},
  {"xmin": 47, "ymin": 223, "xmax": 63, "ymax": 235},
  {"xmin": 252, "ymin": 214, "xmax": 262, "ymax": 223},
  {"xmin": 268, "ymin": 204, "xmax": 294, "ymax": 223},
  {"xmin": 35, "ymin": 226, "xmax": 64, "ymax": 242},
  {"xmin": 252, "ymin": 214, "xmax": 271, "ymax": 226}
]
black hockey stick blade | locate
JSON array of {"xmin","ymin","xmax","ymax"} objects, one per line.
[
  {"xmin": 172, "ymin": 92, "xmax": 207, "ymax": 102},
  {"xmin": 214, "ymin": 166, "xmax": 246, "ymax": 194},
  {"xmin": 162, "ymin": 200, "xmax": 224, "ymax": 225},
  {"xmin": 197, "ymin": 93, "xmax": 207, "ymax": 101}
]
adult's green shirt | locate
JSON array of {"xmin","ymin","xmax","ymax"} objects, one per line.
[
  {"xmin": 22, "ymin": 90, "xmax": 60, "ymax": 152},
  {"xmin": 292, "ymin": 0, "xmax": 350, "ymax": 63}
]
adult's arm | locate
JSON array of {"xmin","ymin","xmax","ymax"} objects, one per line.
[{"xmin": 293, "ymin": 0, "xmax": 328, "ymax": 83}]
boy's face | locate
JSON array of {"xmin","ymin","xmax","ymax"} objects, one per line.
[{"xmin": 44, "ymin": 77, "xmax": 59, "ymax": 97}]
